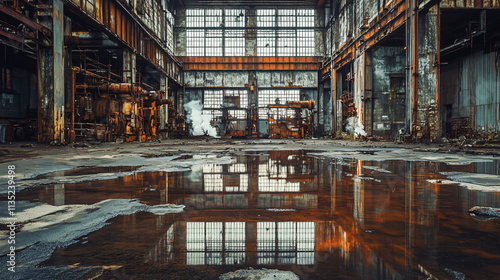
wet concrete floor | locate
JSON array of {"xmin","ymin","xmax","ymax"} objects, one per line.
[{"xmin": 3, "ymin": 150, "xmax": 500, "ymax": 279}]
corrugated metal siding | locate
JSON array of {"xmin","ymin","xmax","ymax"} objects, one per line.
[{"xmin": 451, "ymin": 51, "xmax": 500, "ymax": 133}]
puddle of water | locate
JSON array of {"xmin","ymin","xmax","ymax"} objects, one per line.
[{"xmin": 16, "ymin": 151, "xmax": 500, "ymax": 279}]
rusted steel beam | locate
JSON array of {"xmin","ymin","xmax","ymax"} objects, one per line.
[
  {"xmin": 332, "ymin": 0, "xmax": 406, "ymax": 70},
  {"xmin": 0, "ymin": 4, "xmax": 51, "ymax": 35},
  {"xmin": 0, "ymin": 29, "xmax": 24, "ymax": 43},
  {"xmin": 179, "ymin": 56, "xmax": 323, "ymax": 71}
]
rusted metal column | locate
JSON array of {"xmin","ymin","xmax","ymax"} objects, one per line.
[
  {"xmin": 417, "ymin": 5, "xmax": 441, "ymax": 142},
  {"xmin": 37, "ymin": 0, "xmax": 65, "ymax": 144},
  {"xmin": 331, "ymin": 65, "xmax": 337, "ymax": 137},
  {"xmin": 412, "ymin": 3, "xmax": 419, "ymax": 129},
  {"xmin": 159, "ymin": 76, "xmax": 168, "ymax": 139}
]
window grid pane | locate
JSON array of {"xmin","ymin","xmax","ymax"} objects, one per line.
[
  {"xmin": 257, "ymin": 30, "xmax": 276, "ymax": 57},
  {"xmin": 256, "ymin": 8, "xmax": 315, "ymax": 57},
  {"xmin": 186, "ymin": 8, "xmax": 246, "ymax": 56},
  {"xmin": 225, "ymin": 9, "xmax": 246, "ymax": 28},
  {"xmin": 225, "ymin": 30, "xmax": 245, "ymax": 56},
  {"xmin": 187, "ymin": 29, "xmax": 205, "ymax": 56}
]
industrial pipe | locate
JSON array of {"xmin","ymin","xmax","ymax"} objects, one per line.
[{"xmin": 76, "ymin": 83, "xmax": 144, "ymax": 94}]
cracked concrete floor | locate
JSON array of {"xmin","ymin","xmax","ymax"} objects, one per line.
[{"xmin": 0, "ymin": 139, "xmax": 499, "ymax": 280}]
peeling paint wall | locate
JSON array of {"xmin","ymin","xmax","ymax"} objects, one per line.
[
  {"xmin": 185, "ymin": 71, "xmax": 317, "ymax": 89},
  {"xmin": 185, "ymin": 71, "xmax": 249, "ymax": 87}
]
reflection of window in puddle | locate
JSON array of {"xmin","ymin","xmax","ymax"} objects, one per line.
[
  {"xmin": 203, "ymin": 164, "xmax": 223, "ymax": 173},
  {"xmin": 229, "ymin": 163, "xmax": 247, "ymax": 173},
  {"xmin": 258, "ymin": 177, "xmax": 300, "ymax": 192},
  {"xmin": 257, "ymin": 222, "xmax": 315, "ymax": 265},
  {"xmin": 204, "ymin": 173, "xmax": 224, "ymax": 192},
  {"xmin": 186, "ymin": 222, "xmax": 245, "ymax": 265},
  {"xmin": 203, "ymin": 164, "xmax": 249, "ymax": 193},
  {"xmin": 258, "ymin": 161, "xmax": 300, "ymax": 192}
]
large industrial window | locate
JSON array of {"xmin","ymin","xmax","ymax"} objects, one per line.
[
  {"xmin": 186, "ymin": 9, "xmax": 246, "ymax": 56},
  {"xmin": 257, "ymin": 9, "xmax": 315, "ymax": 56},
  {"xmin": 257, "ymin": 222, "xmax": 315, "ymax": 265},
  {"xmin": 258, "ymin": 89, "xmax": 300, "ymax": 119},
  {"xmin": 166, "ymin": 10, "xmax": 175, "ymax": 52}
]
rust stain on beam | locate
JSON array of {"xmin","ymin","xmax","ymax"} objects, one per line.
[
  {"xmin": 0, "ymin": 29, "xmax": 25, "ymax": 43},
  {"xmin": 179, "ymin": 56, "xmax": 323, "ymax": 71}
]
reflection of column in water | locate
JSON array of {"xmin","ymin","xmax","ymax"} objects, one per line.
[
  {"xmin": 54, "ymin": 184, "xmax": 65, "ymax": 206},
  {"xmin": 354, "ymin": 160, "xmax": 364, "ymax": 225},
  {"xmin": 160, "ymin": 173, "xmax": 168, "ymax": 203},
  {"xmin": 404, "ymin": 161, "xmax": 414, "ymax": 278}
]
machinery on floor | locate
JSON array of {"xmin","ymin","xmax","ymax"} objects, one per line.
[{"xmin": 268, "ymin": 100, "xmax": 315, "ymax": 139}]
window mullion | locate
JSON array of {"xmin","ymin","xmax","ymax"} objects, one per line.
[
  {"xmin": 222, "ymin": 9, "xmax": 226, "ymax": 56},
  {"xmin": 275, "ymin": 9, "xmax": 278, "ymax": 56}
]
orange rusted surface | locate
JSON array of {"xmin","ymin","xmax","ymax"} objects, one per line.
[{"xmin": 179, "ymin": 56, "xmax": 323, "ymax": 71}]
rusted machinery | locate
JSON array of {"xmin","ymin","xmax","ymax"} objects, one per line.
[
  {"xmin": 268, "ymin": 100, "xmax": 315, "ymax": 139},
  {"xmin": 68, "ymin": 67, "xmax": 184, "ymax": 143}
]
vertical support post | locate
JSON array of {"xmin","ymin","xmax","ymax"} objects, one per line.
[
  {"xmin": 245, "ymin": 8, "xmax": 257, "ymax": 56},
  {"xmin": 331, "ymin": 65, "xmax": 337, "ymax": 137},
  {"xmin": 159, "ymin": 75, "xmax": 168, "ymax": 139},
  {"xmin": 364, "ymin": 50, "xmax": 373, "ymax": 136},
  {"xmin": 37, "ymin": 0, "xmax": 65, "ymax": 144},
  {"xmin": 318, "ymin": 82, "xmax": 324, "ymax": 136},
  {"xmin": 417, "ymin": 5, "xmax": 441, "ymax": 142},
  {"xmin": 412, "ymin": 1, "xmax": 419, "ymax": 130}
]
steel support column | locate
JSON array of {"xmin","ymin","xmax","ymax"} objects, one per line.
[
  {"xmin": 417, "ymin": 5, "xmax": 441, "ymax": 142},
  {"xmin": 37, "ymin": 0, "xmax": 65, "ymax": 144},
  {"xmin": 159, "ymin": 76, "xmax": 168, "ymax": 139}
]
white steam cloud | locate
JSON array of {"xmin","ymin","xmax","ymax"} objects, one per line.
[
  {"xmin": 346, "ymin": 117, "xmax": 367, "ymax": 137},
  {"xmin": 184, "ymin": 100, "xmax": 218, "ymax": 137}
]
